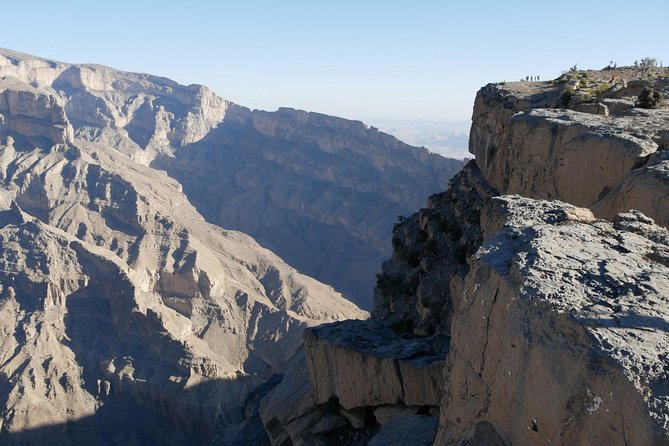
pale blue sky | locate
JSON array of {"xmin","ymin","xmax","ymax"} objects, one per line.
[{"xmin": 2, "ymin": 0, "xmax": 667, "ymax": 122}]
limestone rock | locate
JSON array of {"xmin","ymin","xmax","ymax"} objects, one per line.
[
  {"xmin": 373, "ymin": 161, "xmax": 497, "ymax": 335},
  {"xmin": 158, "ymin": 107, "xmax": 463, "ymax": 307},
  {"xmin": 259, "ymin": 349, "xmax": 332, "ymax": 446},
  {"xmin": 593, "ymin": 149, "xmax": 669, "ymax": 226},
  {"xmin": 437, "ymin": 196, "xmax": 669, "ymax": 445},
  {"xmin": 0, "ymin": 77, "xmax": 73, "ymax": 144},
  {"xmin": 372, "ymin": 405, "xmax": 420, "ymax": 425},
  {"xmin": 304, "ymin": 319, "xmax": 447, "ymax": 409},
  {"xmin": 259, "ymin": 319, "xmax": 444, "ymax": 445},
  {"xmin": 469, "ymin": 76, "xmax": 669, "ymax": 228},
  {"xmin": 0, "ymin": 47, "xmax": 375, "ymax": 444}
]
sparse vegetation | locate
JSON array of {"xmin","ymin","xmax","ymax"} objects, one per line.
[
  {"xmin": 454, "ymin": 245, "xmax": 468, "ymax": 265},
  {"xmin": 639, "ymin": 57, "xmax": 657, "ymax": 79},
  {"xmin": 392, "ymin": 235, "xmax": 403, "ymax": 250},
  {"xmin": 433, "ymin": 213, "xmax": 461, "ymax": 239},
  {"xmin": 416, "ymin": 229, "xmax": 428, "ymax": 243},
  {"xmin": 375, "ymin": 273, "xmax": 412, "ymax": 296},
  {"xmin": 560, "ymin": 86, "xmax": 575, "ymax": 107},
  {"xmin": 397, "ymin": 247, "xmax": 421, "ymax": 267},
  {"xmin": 389, "ymin": 317, "xmax": 415, "ymax": 335},
  {"xmin": 422, "ymin": 238, "xmax": 437, "ymax": 257},
  {"xmin": 637, "ymin": 87, "xmax": 664, "ymax": 109}
]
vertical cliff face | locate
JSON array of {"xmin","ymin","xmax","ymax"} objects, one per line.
[
  {"xmin": 470, "ymin": 71, "xmax": 669, "ymax": 226},
  {"xmin": 439, "ymin": 199, "xmax": 669, "ymax": 445},
  {"xmin": 259, "ymin": 70, "xmax": 669, "ymax": 445}
]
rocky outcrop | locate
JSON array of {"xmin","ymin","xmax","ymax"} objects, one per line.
[
  {"xmin": 439, "ymin": 197, "xmax": 669, "ymax": 445},
  {"xmin": 304, "ymin": 320, "xmax": 446, "ymax": 409},
  {"xmin": 0, "ymin": 77, "xmax": 73, "ymax": 144},
  {"xmin": 259, "ymin": 320, "xmax": 446, "ymax": 445},
  {"xmin": 372, "ymin": 161, "xmax": 497, "ymax": 336},
  {"xmin": 261, "ymin": 192, "xmax": 669, "ymax": 446},
  {"xmin": 470, "ymin": 71, "xmax": 669, "ymax": 227}
]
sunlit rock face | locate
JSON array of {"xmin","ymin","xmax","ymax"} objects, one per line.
[
  {"xmin": 0, "ymin": 48, "xmax": 465, "ymax": 309},
  {"xmin": 0, "ymin": 48, "xmax": 385, "ymax": 444},
  {"xmin": 470, "ymin": 73, "xmax": 669, "ymax": 227}
]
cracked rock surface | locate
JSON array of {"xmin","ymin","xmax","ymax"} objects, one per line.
[{"xmin": 439, "ymin": 196, "xmax": 669, "ymax": 445}]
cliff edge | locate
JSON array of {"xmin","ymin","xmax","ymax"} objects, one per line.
[{"xmin": 260, "ymin": 67, "xmax": 669, "ymax": 445}]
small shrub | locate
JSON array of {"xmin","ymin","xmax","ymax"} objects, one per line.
[
  {"xmin": 454, "ymin": 245, "xmax": 468, "ymax": 265},
  {"xmin": 389, "ymin": 318, "xmax": 415, "ymax": 335},
  {"xmin": 392, "ymin": 235, "xmax": 403, "ymax": 250},
  {"xmin": 573, "ymin": 91, "xmax": 593, "ymax": 104},
  {"xmin": 422, "ymin": 239, "xmax": 437, "ymax": 257},
  {"xmin": 447, "ymin": 224, "xmax": 463, "ymax": 240},
  {"xmin": 560, "ymin": 86, "xmax": 574, "ymax": 107},
  {"xmin": 376, "ymin": 273, "xmax": 402, "ymax": 292},
  {"xmin": 594, "ymin": 82, "xmax": 612, "ymax": 95},
  {"xmin": 637, "ymin": 87, "xmax": 664, "ymax": 109},
  {"xmin": 416, "ymin": 229, "xmax": 428, "ymax": 243},
  {"xmin": 397, "ymin": 248, "xmax": 421, "ymax": 267}
]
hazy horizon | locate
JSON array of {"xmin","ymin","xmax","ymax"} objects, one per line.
[{"xmin": 2, "ymin": 0, "xmax": 667, "ymax": 123}]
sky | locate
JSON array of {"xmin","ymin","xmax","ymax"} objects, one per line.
[{"xmin": 1, "ymin": 0, "xmax": 668, "ymax": 123}]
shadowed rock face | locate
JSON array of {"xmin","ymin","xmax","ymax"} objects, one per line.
[
  {"xmin": 0, "ymin": 48, "xmax": 464, "ymax": 308},
  {"xmin": 158, "ymin": 109, "xmax": 462, "ymax": 308}
]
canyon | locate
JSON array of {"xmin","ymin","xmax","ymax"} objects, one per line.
[
  {"xmin": 0, "ymin": 48, "xmax": 461, "ymax": 444},
  {"xmin": 1, "ymin": 47, "xmax": 668, "ymax": 445}
]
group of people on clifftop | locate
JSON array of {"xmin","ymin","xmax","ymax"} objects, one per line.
[{"xmin": 523, "ymin": 75, "xmax": 540, "ymax": 81}]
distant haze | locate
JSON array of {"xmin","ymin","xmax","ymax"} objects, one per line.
[{"xmin": 362, "ymin": 118, "xmax": 472, "ymax": 160}]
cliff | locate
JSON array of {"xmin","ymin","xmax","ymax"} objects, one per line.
[
  {"xmin": 470, "ymin": 68, "xmax": 669, "ymax": 226},
  {"xmin": 260, "ymin": 68, "xmax": 669, "ymax": 445},
  {"xmin": 0, "ymin": 48, "xmax": 464, "ymax": 307}
]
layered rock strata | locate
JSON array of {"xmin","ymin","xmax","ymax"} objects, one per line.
[
  {"xmin": 260, "ymin": 320, "xmax": 446, "ymax": 445},
  {"xmin": 0, "ymin": 48, "xmax": 389, "ymax": 444},
  {"xmin": 1, "ymin": 48, "xmax": 464, "ymax": 307},
  {"xmin": 470, "ymin": 70, "xmax": 669, "ymax": 227}
]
